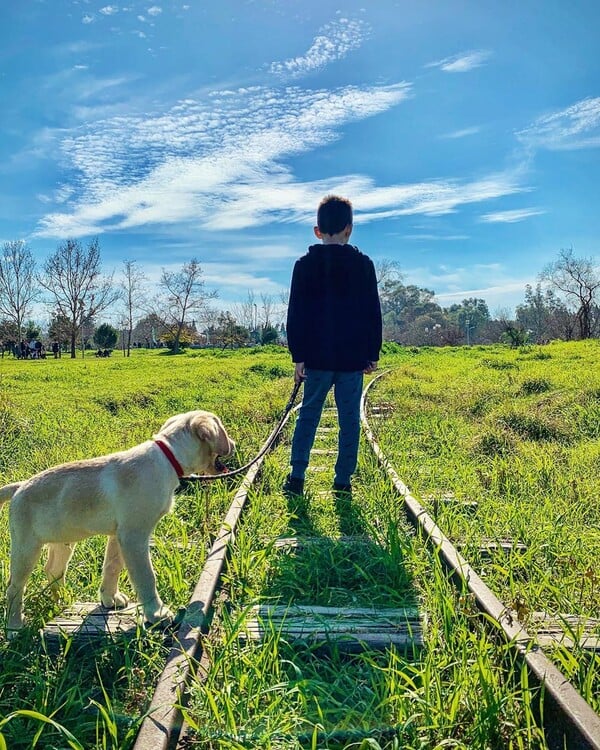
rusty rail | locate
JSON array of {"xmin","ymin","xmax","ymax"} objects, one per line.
[{"xmin": 361, "ymin": 371, "xmax": 600, "ymax": 750}]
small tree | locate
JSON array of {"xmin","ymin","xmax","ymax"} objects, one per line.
[
  {"xmin": 39, "ymin": 238, "xmax": 118, "ymax": 358},
  {"xmin": 540, "ymin": 249, "xmax": 600, "ymax": 339},
  {"xmin": 119, "ymin": 260, "xmax": 147, "ymax": 357},
  {"xmin": 155, "ymin": 259, "xmax": 217, "ymax": 354},
  {"xmin": 24, "ymin": 320, "xmax": 42, "ymax": 341},
  {"xmin": 211, "ymin": 312, "xmax": 250, "ymax": 350},
  {"xmin": 47, "ymin": 312, "xmax": 72, "ymax": 351},
  {"xmin": 502, "ymin": 325, "xmax": 529, "ymax": 348},
  {"xmin": 260, "ymin": 323, "xmax": 279, "ymax": 345},
  {"xmin": 0, "ymin": 240, "xmax": 39, "ymax": 341},
  {"xmin": 515, "ymin": 283, "xmax": 575, "ymax": 342},
  {"xmin": 94, "ymin": 323, "xmax": 118, "ymax": 350},
  {"xmin": 446, "ymin": 298, "xmax": 490, "ymax": 344}
]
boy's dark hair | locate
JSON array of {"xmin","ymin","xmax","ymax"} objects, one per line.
[{"xmin": 317, "ymin": 195, "xmax": 353, "ymax": 236}]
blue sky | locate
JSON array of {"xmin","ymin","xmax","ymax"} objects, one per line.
[{"xmin": 1, "ymin": 0, "xmax": 599, "ymax": 320}]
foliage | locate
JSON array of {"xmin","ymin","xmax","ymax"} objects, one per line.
[
  {"xmin": 260, "ymin": 323, "xmax": 279, "ymax": 345},
  {"xmin": 516, "ymin": 283, "xmax": 575, "ymax": 342},
  {"xmin": 47, "ymin": 312, "xmax": 72, "ymax": 348},
  {"xmin": 210, "ymin": 311, "xmax": 250, "ymax": 349},
  {"xmin": 23, "ymin": 320, "xmax": 42, "ymax": 341},
  {"xmin": 501, "ymin": 324, "xmax": 529, "ymax": 347},
  {"xmin": 93, "ymin": 323, "xmax": 118, "ymax": 350}
]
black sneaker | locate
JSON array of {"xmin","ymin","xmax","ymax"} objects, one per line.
[
  {"xmin": 283, "ymin": 474, "xmax": 304, "ymax": 496},
  {"xmin": 333, "ymin": 482, "xmax": 352, "ymax": 497}
]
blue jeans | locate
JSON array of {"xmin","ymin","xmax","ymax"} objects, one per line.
[{"xmin": 290, "ymin": 369, "xmax": 363, "ymax": 486}]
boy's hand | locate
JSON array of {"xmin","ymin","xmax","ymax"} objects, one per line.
[
  {"xmin": 294, "ymin": 362, "xmax": 306, "ymax": 383},
  {"xmin": 363, "ymin": 360, "xmax": 378, "ymax": 374}
]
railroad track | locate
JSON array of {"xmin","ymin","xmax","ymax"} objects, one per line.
[{"xmin": 54, "ymin": 373, "xmax": 600, "ymax": 749}]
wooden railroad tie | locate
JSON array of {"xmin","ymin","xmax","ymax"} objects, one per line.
[
  {"xmin": 457, "ymin": 538, "xmax": 528, "ymax": 561},
  {"xmin": 242, "ymin": 604, "xmax": 425, "ymax": 653},
  {"xmin": 529, "ymin": 612, "xmax": 600, "ymax": 651},
  {"xmin": 310, "ymin": 448, "xmax": 337, "ymax": 455},
  {"xmin": 274, "ymin": 535, "xmax": 372, "ymax": 551},
  {"xmin": 42, "ymin": 601, "xmax": 144, "ymax": 649},
  {"xmin": 369, "ymin": 404, "xmax": 394, "ymax": 418},
  {"xmin": 422, "ymin": 492, "xmax": 478, "ymax": 513}
]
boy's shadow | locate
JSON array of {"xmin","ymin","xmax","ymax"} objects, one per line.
[{"xmin": 273, "ymin": 485, "xmax": 419, "ymax": 614}]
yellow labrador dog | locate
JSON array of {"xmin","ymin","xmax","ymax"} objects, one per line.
[{"xmin": 0, "ymin": 410, "xmax": 234, "ymax": 635}]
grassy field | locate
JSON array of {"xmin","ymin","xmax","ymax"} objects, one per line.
[{"xmin": 0, "ymin": 341, "xmax": 598, "ymax": 749}]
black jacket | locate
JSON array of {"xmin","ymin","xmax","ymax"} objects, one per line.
[{"xmin": 286, "ymin": 244, "xmax": 382, "ymax": 371}]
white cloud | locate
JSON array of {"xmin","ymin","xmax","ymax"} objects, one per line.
[
  {"xmin": 407, "ymin": 264, "xmax": 532, "ymax": 313},
  {"xmin": 517, "ymin": 97, "xmax": 600, "ymax": 150},
  {"xmin": 147, "ymin": 6, "xmax": 162, "ymax": 16},
  {"xmin": 201, "ymin": 264, "xmax": 286, "ymax": 293},
  {"xmin": 402, "ymin": 233, "xmax": 470, "ymax": 241},
  {"xmin": 82, "ymin": 14, "xmax": 95, "ymax": 24},
  {"xmin": 35, "ymin": 81, "xmax": 412, "ymax": 237},
  {"xmin": 33, "ymin": 73, "xmax": 529, "ymax": 243},
  {"xmin": 427, "ymin": 49, "xmax": 491, "ymax": 73},
  {"xmin": 440, "ymin": 126, "xmax": 480, "ymax": 139},
  {"xmin": 100, "ymin": 5, "xmax": 119, "ymax": 15},
  {"xmin": 270, "ymin": 18, "xmax": 369, "ymax": 78},
  {"xmin": 480, "ymin": 207, "xmax": 545, "ymax": 223}
]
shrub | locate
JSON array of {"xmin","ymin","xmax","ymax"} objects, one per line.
[{"xmin": 519, "ymin": 378, "xmax": 552, "ymax": 395}]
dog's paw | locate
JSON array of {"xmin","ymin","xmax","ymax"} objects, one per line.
[
  {"xmin": 100, "ymin": 590, "xmax": 130, "ymax": 609},
  {"xmin": 6, "ymin": 618, "xmax": 25, "ymax": 640},
  {"xmin": 144, "ymin": 604, "xmax": 175, "ymax": 625}
]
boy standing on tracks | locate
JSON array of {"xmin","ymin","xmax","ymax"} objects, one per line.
[{"xmin": 284, "ymin": 195, "xmax": 382, "ymax": 497}]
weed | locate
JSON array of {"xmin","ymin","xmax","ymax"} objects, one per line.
[{"xmin": 519, "ymin": 378, "xmax": 552, "ymax": 395}]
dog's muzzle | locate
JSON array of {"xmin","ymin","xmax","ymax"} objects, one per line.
[{"xmin": 215, "ymin": 456, "xmax": 229, "ymax": 474}]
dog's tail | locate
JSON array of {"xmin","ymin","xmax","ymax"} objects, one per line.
[{"xmin": 0, "ymin": 482, "xmax": 22, "ymax": 506}]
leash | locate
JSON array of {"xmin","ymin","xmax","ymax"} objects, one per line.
[{"xmin": 180, "ymin": 379, "xmax": 303, "ymax": 484}]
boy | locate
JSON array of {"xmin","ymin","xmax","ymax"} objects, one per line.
[{"xmin": 284, "ymin": 195, "xmax": 382, "ymax": 496}]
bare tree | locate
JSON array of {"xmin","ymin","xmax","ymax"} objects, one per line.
[
  {"xmin": 259, "ymin": 293, "xmax": 275, "ymax": 329},
  {"xmin": 375, "ymin": 258, "xmax": 403, "ymax": 287},
  {"xmin": 540, "ymin": 249, "xmax": 600, "ymax": 339},
  {"xmin": 0, "ymin": 240, "xmax": 39, "ymax": 342},
  {"xmin": 156, "ymin": 258, "xmax": 217, "ymax": 353},
  {"xmin": 232, "ymin": 290, "xmax": 257, "ymax": 332},
  {"xmin": 119, "ymin": 260, "xmax": 147, "ymax": 356},
  {"xmin": 39, "ymin": 238, "xmax": 118, "ymax": 358}
]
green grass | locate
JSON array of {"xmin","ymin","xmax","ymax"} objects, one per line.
[
  {"xmin": 0, "ymin": 342, "xmax": 598, "ymax": 748},
  {"xmin": 0, "ymin": 347, "xmax": 295, "ymax": 749}
]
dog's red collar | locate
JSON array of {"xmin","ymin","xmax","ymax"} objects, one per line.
[{"xmin": 154, "ymin": 439, "xmax": 184, "ymax": 478}]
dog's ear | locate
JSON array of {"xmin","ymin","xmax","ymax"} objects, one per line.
[
  {"xmin": 192, "ymin": 413, "xmax": 233, "ymax": 456},
  {"xmin": 155, "ymin": 413, "xmax": 183, "ymax": 439}
]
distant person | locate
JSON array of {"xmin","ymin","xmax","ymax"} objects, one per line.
[
  {"xmin": 52, "ymin": 341, "xmax": 60, "ymax": 358},
  {"xmin": 284, "ymin": 195, "xmax": 382, "ymax": 497}
]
